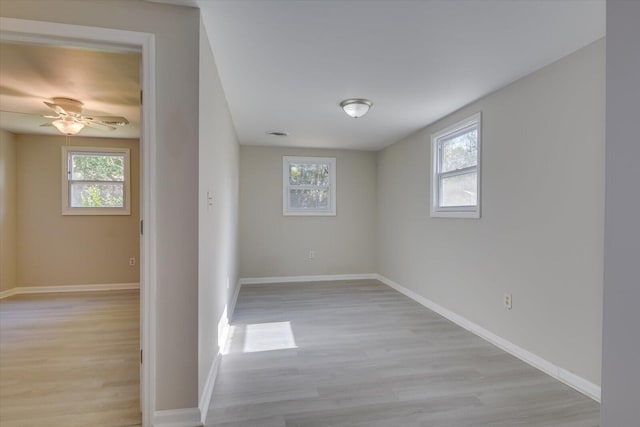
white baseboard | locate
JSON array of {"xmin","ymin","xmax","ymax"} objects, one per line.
[
  {"xmin": 217, "ymin": 306, "xmax": 230, "ymax": 353},
  {"xmin": 198, "ymin": 353, "xmax": 221, "ymax": 425},
  {"xmin": 239, "ymin": 273, "xmax": 377, "ymax": 285},
  {"xmin": 153, "ymin": 407, "xmax": 202, "ymax": 427},
  {"xmin": 374, "ymin": 274, "xmax": 601, "ymax": 402},
  {"xmin": 199, "ymin": 281, "xmax": 242, "ymax": 425},
  {"xmin": 228, "ymin": 280, "xmax": 241, "ymax": 322},
  {"xmin": 0, "ymin": 282, "xmax": 140, "ymax": 299},
  {"xmin": 0, "ymin": 288, "xmax": 16, "ymax": 299},
  {"xmin": 218, "ymin": 283, "xmax": 240, "ymax": 348}
]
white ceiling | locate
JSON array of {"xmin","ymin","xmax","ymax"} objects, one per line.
[
  {"xmin": 193, "ymin": 0, "xmax": 604, "ymax": 150},
  {"xmin": 0, "ymin": 42, "xmax": 140, "ymax": 139},
  {"xmin": 3, "ymin": 1, "xmax": 603, "ymax": 147}
]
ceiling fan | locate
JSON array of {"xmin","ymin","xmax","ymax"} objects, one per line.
[{"xmin": 41, "ymin": 97, "xmax": 129, "ymax": 135}]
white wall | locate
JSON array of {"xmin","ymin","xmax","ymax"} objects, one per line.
[
  {"xmin": 240, "ymin": 146, "xmax": 377, "ymax": 278},
  {"xmin": 601, "ymin": 1, "xmax": 640, "ymax": 425},
  {"xmin": 0, "ymin": 0, "xmax": 200, "ymax": 411},
  {"xmin": 377, "ymin": 40, "xmax": 605, "ymax": 385},
  {"xmin": 198, "ymin": 17, "xmax": 239, "ymax": 402},
  {"xmin": 0, "ymin": 130, "xmax": 17, "ymax": 293}
]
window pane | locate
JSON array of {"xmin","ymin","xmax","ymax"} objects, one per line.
[
  {"xmin": 440, "ymin": 172, "xmax": 477, "ymax": 207},
  {"xmin": 289, "ymin": 189, "xmax": 329, "ymax": 210},
  {"xmin": 289, "ymin": 163, "xmax": 329, "ymax": 186},
  {"xmin": 441, "ymin": 128, "xmax": 477, "ymax": 173},
  {"xmin": 71, "ymin": 153, "xmax": 125, "ymax": 181},
  {"xmin": 70, "ymin": 182, "xmax": 124, "ymax": 208}
]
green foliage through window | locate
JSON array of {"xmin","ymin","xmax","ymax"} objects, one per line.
[
  {"xmin": 284, "ymin": 156, "xmax": 336, "ymax": 215},
  {"xmin": 441, "ymin": 129, "xmax": 477, "ymax": 173},
  {"xmin": 289, "ymin": 163, "xmax": 330, "ymax": 186},
  {"xmin": 431, "ymin": 113, "xmax": 481, "ymax": 217},
  {"xmin": 68, "ymin": 152, "xmax": 126, "ymax": 208},
  {"xmin": 71, "ymin": 154, "xmax": 124, "ymax": 181}
]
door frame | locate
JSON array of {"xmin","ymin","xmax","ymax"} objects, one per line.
[{"xmin": 0, "ymin": 17, "xmax": 157, "ymax": 426}]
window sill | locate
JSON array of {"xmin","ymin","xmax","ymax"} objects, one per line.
[
  {"xmin": 430, "ymin": 209, "xmax": 480, "ymax": 219},
  {"xmin": 62, "ymin": 208, "xmax": 131, "ymax": 216},
  {"xmin": 283, "ymin": 211, "xmax": 336, "ymax": 217}
]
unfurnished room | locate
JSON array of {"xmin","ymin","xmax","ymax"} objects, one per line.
[{"xmin": 0, "ymin": 1, "xmax": 638, "ymax": 427}]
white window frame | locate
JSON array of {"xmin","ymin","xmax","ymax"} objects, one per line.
[
  {"xmin": 430, "ymin": 112, "xmax": 481, "ymax": 219},
  {"xmin": 61, "ymin": 146, "xmax": 131, "ymax": 215},
  {"xmin": 283, "ymin": 156, "xmax": 336, "ymax": 216}
]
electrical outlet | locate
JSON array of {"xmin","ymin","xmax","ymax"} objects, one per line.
[
  {"xmin": 129, "ymin": 257, "xmax": 136, "ymax": 266},
  {"xmin": 504, "ymin": 292, "xmax": 512, "ymax": 310},
  {"xmin": 308, "ymin": 250, "xmax": 315, "ymax": 260}
]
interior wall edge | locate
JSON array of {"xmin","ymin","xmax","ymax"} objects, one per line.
[
  {"xmin": 601, "ymin": 0, "xmax": 640, "ymax": 424},
  {"xmin": 0, "ymin": 129, "xmax": 18, "ymax": 294},
  {"xmin": 198, "ymin": 279, "xmax": 240, "ymax": 425}
]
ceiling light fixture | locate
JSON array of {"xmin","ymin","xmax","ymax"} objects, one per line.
[
  {"xmin": 340, "ymin": 98, "xmax": 373, "ymax": 118},
  {"xmin": 52, "ymin": 116, "xmax": 84, "ymax": 135}
]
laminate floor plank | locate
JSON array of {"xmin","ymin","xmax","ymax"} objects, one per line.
[
  {"xmin": 206, "ymin": 280, "xmax": 599, "ymax": 426},
  {"xmin": 0, "ymin": 290, "xmax": 141, "ymax": 427}
]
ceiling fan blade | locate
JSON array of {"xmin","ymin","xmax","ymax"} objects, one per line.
[
  {"xmin": 40, "ymin": 122, "xmax": 54, "ymax": 127},
  {"xmin": 81, "ymin": 120, "xmax": 117, "ymax": 131},
  {"xmin": 43, "ymin": 114, "xmax": 61, "ymax": 119},
  {"xmin": 85, "ymin": 116, "xmax": 129, "ymax": 126},
  {"xmin": 43, "ymin": 101, "xmax": 67, "ymax": 116}
]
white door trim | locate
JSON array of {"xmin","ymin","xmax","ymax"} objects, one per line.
[{"xmin": 0, "ymin": 17, "xmax": 157, "ymax": 426}]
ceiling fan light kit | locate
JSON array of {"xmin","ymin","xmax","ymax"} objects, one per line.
[
  {"xmin": 52, "ymin": 116, "xmax": 85, "ymax": 135},
  {"xmin": 340, "ymin": 98, "xmax": 373, "ymax": 118}
]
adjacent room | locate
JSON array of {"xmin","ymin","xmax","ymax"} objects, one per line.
[
  {"xmin": 0, "ymin": 1, "xmax": 638, "ymax": 427},
  {"xmin": 0, "ymin": 42, "xmax": 142, "ymax": 425}
]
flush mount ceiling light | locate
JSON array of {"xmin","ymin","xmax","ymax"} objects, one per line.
[{"xmin": 340, "ymin": 98, "xmax": 373, "ymax": 118}]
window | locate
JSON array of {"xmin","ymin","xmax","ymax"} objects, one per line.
[
  {"xmin": 283, "ymin": 156, "xmax": 336, "ymax": 216},
  {"xmin": 61, "ymin": 146, "xmax": 131, "ymax": 215},
  {"xmin": 431, "ymin": 113, "xmax": 481, "ymax": 218}
]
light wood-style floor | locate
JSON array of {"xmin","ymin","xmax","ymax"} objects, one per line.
[
  {"xmin": 0, "ymin": 290, "xmax": 141, "ymax": 427},
  {"xmin": 206, "ymin": 280, "xmax": 600, "ymax": 427}
]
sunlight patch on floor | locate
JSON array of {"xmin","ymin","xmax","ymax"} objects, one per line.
[{"xmin": 233, "ymin": 321, "xmax": 298, "ymax": 353}]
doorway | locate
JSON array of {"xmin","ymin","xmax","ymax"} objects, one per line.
[{"xmin": 0, "ymin": 17, "xmax": 155, "ymax": 426}]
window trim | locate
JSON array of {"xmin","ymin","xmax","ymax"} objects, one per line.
[
  {"xmin": 61, "ymin": 146, "xmax": 131, "ymax": 216},
  {"xmin": 430, "ymin": 112, "xmax": 481, "ymax": 219},
  {"xmin": 282, "ymin": 156, "xmax": 336, "ymax": 216}
]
